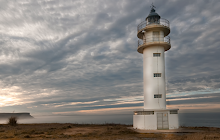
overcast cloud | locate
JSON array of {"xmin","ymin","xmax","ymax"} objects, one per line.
[{"xmin": 0, "ymin": 0, "xmax": 219, "ymax": 115}]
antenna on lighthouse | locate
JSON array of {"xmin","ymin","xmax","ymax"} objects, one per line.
[{"xmin": 150, "ymin": 3, "xmax": 156, "ymax": 9}]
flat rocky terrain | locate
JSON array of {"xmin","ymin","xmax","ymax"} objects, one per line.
[{"xmin": 0, "ymin": 123, "xmax": 220, "ymax": 140}]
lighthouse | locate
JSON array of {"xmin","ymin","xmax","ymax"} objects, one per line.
[{"xmin": 133, "ymin": 5, "xmax": 179, "ymax": 130}]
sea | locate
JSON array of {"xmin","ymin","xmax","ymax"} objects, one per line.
[{"xmin": 0, "ymin": 113, "xmax": 220, "ymax": 128}]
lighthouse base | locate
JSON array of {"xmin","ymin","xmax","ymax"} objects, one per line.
[{"xmin": 133, "ymin": 109, "xmax": 179, "ymax": 130}]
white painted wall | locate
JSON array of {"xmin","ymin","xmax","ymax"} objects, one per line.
[
  {"xmin": 143, "ymin": 45, "xmax": 166, "ymax": 109},
  {"xmin": 159, "ymin": 31, "xmax": 164, "ymax": 41},
  {"xmin": 133, "ymin": 115, "xmax": 145, "ymax": 129},
  {"xmin": 143, "ymin": 30, "xmax": 166, "ymax": 110},
  {"xmin": 144, "ymin": 115, "xmax": 157, "ymax": 130},
  {"xmin": 168, "ymin": 114, "xmax": 179, "ymax": 129},
  {"xmin": 133, "ymin": 110, "xmax": 179, "ymax": 130},
  {"xmin": 144, "ymin": 30, "xmax": 164, "ymax": 42},
  {"xmin": 144, "ymin": 31, "xmax": 152, "ymax": 41},
  {"xmin": 133, "ymin": 114, "xmax": 157, "ymax": 130}
]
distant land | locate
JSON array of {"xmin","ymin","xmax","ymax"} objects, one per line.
[{"xmin": 0, "ymin": 113, "xmax": 33, "ymax": 119}]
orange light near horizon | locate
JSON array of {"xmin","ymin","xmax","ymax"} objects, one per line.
[
  {"xmin": 52, "ymin": 106, "xmax": 143, "ymax": 115},
  {"xmin": 166, "ymin": 96, "xmax": 215, "ymax": 102},
  {"xmin": 167, "ymin": 103, "xmax": 220, "ymax": 110}
]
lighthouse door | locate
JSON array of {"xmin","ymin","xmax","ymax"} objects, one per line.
[{"xmin": 157, "ymin": 113, "xmax": 169, "ymax": 130}]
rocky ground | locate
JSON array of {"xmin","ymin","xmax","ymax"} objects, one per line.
[{"xmin": 0, "ymin": 123, "xmax": 220, "ymax": 140}]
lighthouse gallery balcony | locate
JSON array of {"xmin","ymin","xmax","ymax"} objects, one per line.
[
  {"xmin": 137, "ymin": 36, "xmax": 171, "ymax": 53},
  {"xmin": 137, "ymin": 18, "xmax": 171, "ymax": 54},
  {"xmin": 137, "ymin": 18, "xmax": 170, "ymax": 39}
]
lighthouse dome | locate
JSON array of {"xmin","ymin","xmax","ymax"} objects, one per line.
[
  {"xmin": 147, "ymin": 8, "xmax": 160, "ymax": 18},
  {"xmin": 146, "ymin": 8, "xmax": 160, "ymax": 23}
]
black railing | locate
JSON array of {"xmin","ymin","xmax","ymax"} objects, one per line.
[
  {"xmin": 137, "ymin": 18, "xmax": 170, "ymax": 32},
  {"xmin": 138, "ymin": 39, "xmax": 144, "ymax": 47},
  {"xmin": 138, "ymin": 36, "xmax": 170, "ymax": 47}
]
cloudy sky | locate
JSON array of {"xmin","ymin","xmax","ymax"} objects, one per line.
[{"xmin": 0, "ymin": 0, "xmax": 219, "ymax": 116}]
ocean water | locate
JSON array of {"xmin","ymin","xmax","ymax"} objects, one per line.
[
  {"xmin": 179, "ymin": 113, "xmax": 220, "ymax": 128},
  {"xmin": 1, "ymin": 113, "xmax": 220, "ymax": 128}
]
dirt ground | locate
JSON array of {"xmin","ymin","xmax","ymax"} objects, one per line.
[{"xmin": 0, "ymin": 123, "xmax": 220, "ymax": 140}]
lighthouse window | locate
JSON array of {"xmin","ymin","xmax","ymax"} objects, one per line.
[
  {"xmin": 153, "ymin": 31, "xmax": 159, "ymax": 41},
  {"xmin": 134, "ymin": 111, "xmax": 154, "ymax": 115},
  {"xmin": 153, "ymin": 53, "xmax": 160, "ymax": 57},
  {"xmin": 154, "ymin": 73, "xmax": 161, "ymax": 77},
  {"xmin": 154, "ymin": 94, "xmax": 162, "ymax": 98},
  {"xmin": 170, "ymin": 110, "xmax": 178, "ymax": 114}
]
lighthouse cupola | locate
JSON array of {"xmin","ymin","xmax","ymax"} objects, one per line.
[{"xmin": 146, "ymin": 7, "xmax": 161, "ymax": 24}]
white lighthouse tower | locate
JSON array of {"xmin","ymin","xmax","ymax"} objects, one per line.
[{"xmin": 133, "ymin": 5, "xmax": 179, "ymax": 130}]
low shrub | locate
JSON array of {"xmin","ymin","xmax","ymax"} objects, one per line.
[{"xmin": 8, "ymin": 116, "xmax": 17, "ymax": 126}]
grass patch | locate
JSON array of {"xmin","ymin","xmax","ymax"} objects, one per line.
[{"xmin": 0, "ymin": 123, "xmax": 219, "ymax": 140}]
